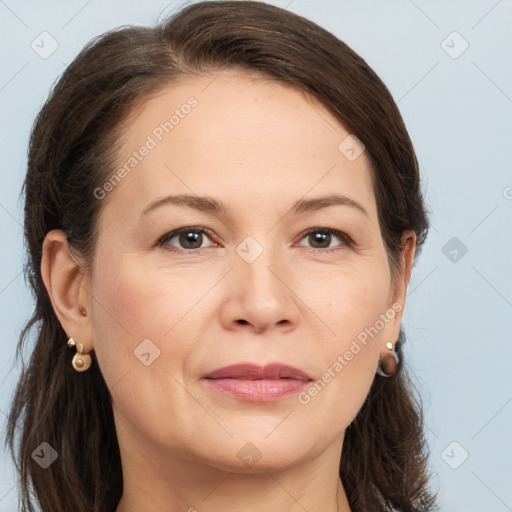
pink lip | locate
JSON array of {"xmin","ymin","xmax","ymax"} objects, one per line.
[
  {"xmin": 202, "ymin": 363, "xmax": 312, "ymax": 381},
  {"xmin": 201, "ymin": 363, "xmax": 313, "ymax": 402}
]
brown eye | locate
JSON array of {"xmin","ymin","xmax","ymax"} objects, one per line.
[
  {"xmin": 178, "ymin": 231, "xmax": 203, "ymax": 249},
  {"xmin": 158, "ymin": 227, "xmax": 215, "ymax": 252},
  {"xmin": 297, "ymin": 228, "xmax": 352, "ymax": 252},
  {"xmin": 308, "ymin": 231, "xmax": 331, "ymax": 249}
]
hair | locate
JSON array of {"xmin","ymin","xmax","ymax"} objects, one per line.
[{"xmin": 5, "ymin": 1, "xmax": 438, "ymax": 511}]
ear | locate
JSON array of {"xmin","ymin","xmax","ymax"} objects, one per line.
[
  {"xmin": 40, "ymin": 229, "xmax": 93, "ymax": 351},
  {"xmin": 381, "ymin": 229, "xmax": 417, "ymax": 347}
]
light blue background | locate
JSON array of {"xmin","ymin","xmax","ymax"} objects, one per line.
[{"xmin": 1, "ymin": 1, "xmax": 511, "ymax": 511}]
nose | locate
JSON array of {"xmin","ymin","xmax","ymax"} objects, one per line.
[{"xmin": 219, "ymin": 240, "xmax": 301, "ymax": 334}]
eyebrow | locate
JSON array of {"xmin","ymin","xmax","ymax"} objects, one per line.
[{"xmin": 140, "ymin": 193, "xmax": 369, "ymax": 219}]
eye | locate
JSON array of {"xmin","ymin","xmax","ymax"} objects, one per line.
[
  {"xmin": 157, "ymin": 227, "xmax": 217, "ymax": 252},
  {"xmin": 157, "ymin": 226, "xmax": 353, "ymax": 254},
  {"xmin": 296, "ymin": 228, "xmax": 353, "ymax": 252}
]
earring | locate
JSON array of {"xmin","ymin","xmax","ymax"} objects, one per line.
[
  {"xmin": 376, "ymin": 341, "xmax": 399, "ymax": 377},
  {"xmin": 67, "ymin": 338, "xmax": 92, "ymax": 372}
]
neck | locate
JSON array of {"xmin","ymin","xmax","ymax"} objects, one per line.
[
  {"xmin": 113, "ymin": 413, "xmax": 351, "ymax": 512},
  {"xmin": 116, "ymin": 473, "xmax": 350, "ymax": 512}
]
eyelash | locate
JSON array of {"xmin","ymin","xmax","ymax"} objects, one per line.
[{"xmin": 156, "ymin": 226, "xmax": 354, "ymax": 254}]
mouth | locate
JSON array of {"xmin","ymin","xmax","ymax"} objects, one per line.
[{"xmin": 201, "ymin": 363, "xmax": 313, "ymax": 402}]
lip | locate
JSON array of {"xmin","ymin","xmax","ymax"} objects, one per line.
[{"xmin": 201, "ymin": 363, "xmax": 313, "ymax": 402}]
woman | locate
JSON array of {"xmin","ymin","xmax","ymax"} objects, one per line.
[{"xmin": 5, "ymin": 1, "xmax": 438, "ymax": 511}]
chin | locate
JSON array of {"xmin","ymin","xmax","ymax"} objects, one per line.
[{"xmin": 192, "ymin": 434, "xmax": 316, "ymax": 473}]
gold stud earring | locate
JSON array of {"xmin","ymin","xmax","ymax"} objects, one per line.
[
  {"xmin": 376, "ymin": 340, "xmax": 399, "ymax": 377},
  {"xmin": 67, "ymin": 338, "xmax": 92, "ymax": 372}
]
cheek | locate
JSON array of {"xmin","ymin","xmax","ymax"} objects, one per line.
[
  {"xmin": 87, "ymin": 255, "xmax": 174, "ymax": 393},
  {"xmin": 90, "ymin": 251, "xmax": 196, "ymax": 341},
  {"xmin": 313, "ymin": 258, "xmax": 392, "ymax": 342},
  {"xmin": 295, "ymin": 260, "xmax": 392, "ymax": 425},
  {"xmin": 88, "ymin": 252, "xmax": 215, "ymax": 390},
  {"xmin": 88, "ymin": 257, "xmax": 197, "ymax": 441}
]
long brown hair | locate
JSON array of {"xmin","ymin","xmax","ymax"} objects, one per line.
[{"xmin": 5, "ymin": 1, "xmax": 437, "ymax": 511}]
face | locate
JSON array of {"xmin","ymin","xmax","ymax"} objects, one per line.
[{"xmin": 84, "ymin": 70, "xmax": 407, "ymax": 472}]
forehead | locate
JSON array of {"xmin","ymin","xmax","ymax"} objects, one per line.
[{"xmin": 100, "ymin": 70, "xmax": 377, "ymax": 225}]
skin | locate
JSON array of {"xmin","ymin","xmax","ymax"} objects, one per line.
[{"xmin": 41, "ymin": 69, "xmax": 415, "ymax": 512}]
